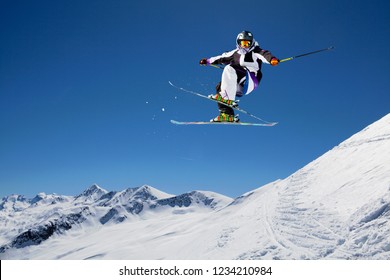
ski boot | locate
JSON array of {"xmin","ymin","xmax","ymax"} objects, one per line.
[
  {"xmin": 210, "ymin": 112, "xmax": 240, "ymax": 123},
  {"xmin": 208, "ymin": 93, "xmax": 238, "ymax": 108}
]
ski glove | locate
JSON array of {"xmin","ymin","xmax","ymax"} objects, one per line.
[
  {"xmin": 199, "ymin": 58, "xmax": 209, "ymax": 65},
  {"xmin": 270, "ymin": 57, "xmax": 279, "ymax": 66}
]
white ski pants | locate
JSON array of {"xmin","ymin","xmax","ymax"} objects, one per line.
[{"xmin": 219, "ymin": 65, "xmax": 245, "ymax": 100}]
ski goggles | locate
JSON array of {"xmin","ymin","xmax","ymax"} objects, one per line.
[{"xmin": 239, "ymin": 40, "xmax": 251, "ymax": 48}]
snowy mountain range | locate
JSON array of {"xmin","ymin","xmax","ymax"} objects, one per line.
[{"xmin": 1, "ymin": 114, "xmax": 389, "ymax": 260}]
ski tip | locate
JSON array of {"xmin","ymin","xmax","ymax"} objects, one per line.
[
  {"xmin": 170, "ymin": 119, "xmax": 179, "ymax": 124},
  {"xmin": 262, "ymin": 123, "xmax": 277, "ymax": 127}
]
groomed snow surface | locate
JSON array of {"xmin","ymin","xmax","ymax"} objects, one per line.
[{"xmin": 1, "ymin": 114, "xmax": 389, "ymax": 260}]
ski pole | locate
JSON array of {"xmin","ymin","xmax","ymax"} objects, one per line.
[
  {"xmin": 209, "ymin": 64, "xmax": 224, "ymax": 70},
  {"xmin": 208, "ymin": 46, "xmax": 334, "ymax": 68},
  {"xmin": 279, "ymin": 46, "xmax": 334, "ymax": 63}
]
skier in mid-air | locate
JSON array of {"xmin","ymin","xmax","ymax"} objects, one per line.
[{"xmin": 200, "ymin": 31, "xmax": 279, "ymax": 122}]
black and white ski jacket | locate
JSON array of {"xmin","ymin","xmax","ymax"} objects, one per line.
[{"xmin": 207, "ymin": 41, "xmax": 276, "ymax": 80}]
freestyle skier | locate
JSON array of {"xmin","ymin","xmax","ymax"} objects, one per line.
[
  {"xmin": 199, "ymin": 31, "xmax": 279, "ymax": 122},
  {"xmin": 170, "ymin": 35, "xmax": 332, "ymax": 126}
]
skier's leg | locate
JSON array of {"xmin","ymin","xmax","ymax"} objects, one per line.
[
  {"xmin": 220, "ymin": 65, "xmax": 239, "ymax": 100},
  {"xmin": 216, "ymin": 82, "xmax": 234, "ymax": 115},
  {"xmin": 210, "ymin": 66, "xmax": 245, "ymax": 122}
]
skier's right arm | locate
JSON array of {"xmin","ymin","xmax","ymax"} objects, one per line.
[{"xmin": 200, "ymin": 49, "xmax": 236, "ymax": 65}]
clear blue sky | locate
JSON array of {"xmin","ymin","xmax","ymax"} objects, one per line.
[{"xmin": 1, "ymin": 0, "xmax": 389, "ymax": 199}]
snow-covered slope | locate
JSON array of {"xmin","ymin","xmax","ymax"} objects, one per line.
[{"xmin": 1, "ymin": 114, "xmax": 389, "ymax": 260}]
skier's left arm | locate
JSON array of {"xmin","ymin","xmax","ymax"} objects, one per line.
[{"xmin": 255, "ymin": 48, "xmax": 279, "ymax": 66}]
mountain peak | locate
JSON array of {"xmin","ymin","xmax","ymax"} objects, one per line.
[
  {"xmin": 1, "ymin": 194, "xmax": 27, "ymax": 203},
  {"xmin": 30, "ymin": 192, "xmax": 47, "ymax": 204},
  {"xmin": 75, "ymin": 184, "xmax": 108, "ymax": 202},
  {"xmin": 100, "ymin": 185, "xmax": 172, "ymax": 207},
  {"xmin": 135, "ymin": 185, "xmax": 172, "ymax": 199},
  {"xmin": 153, "ymin": 190, "xmax": 233, "ymax": 211},
  {"xmin": 0, "ymin": 194, "xmax": 29, "ymax": 212}
]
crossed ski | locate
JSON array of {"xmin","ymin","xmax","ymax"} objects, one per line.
[{"xmin": 168, "ymin": 81, "xmax": 277, "ymax": 126}]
